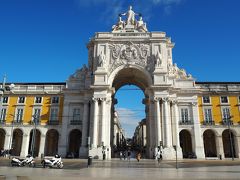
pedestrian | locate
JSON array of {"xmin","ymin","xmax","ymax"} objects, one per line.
[
  {"xmin": 123, "ymin": 151, "xmax": 126, "ymax": 160},
  {"xmin": 156, "ymin": 150, "xmax": 162, "ymax": 164},
  {"xmin": 119, "ymin": 151, "xmax": 123, "ymax": 160},
  {"xmin": 127, "ymin": 150, "xmax": 131, "ymax": 161},
  {"xmin": 136, "ymin": 152, "xmax": 141, "ymax": 162}
]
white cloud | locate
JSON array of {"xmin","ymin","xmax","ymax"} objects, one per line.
[
  {"xmin": 116, "ymin": 107, "xmax": 145, "ymax": 138},
  {"xmin": 75, "ymin": 0, "xmax": 184, "ymax": 22}
]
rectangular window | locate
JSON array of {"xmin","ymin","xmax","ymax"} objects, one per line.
[
  {"xmin": 15, "ymin": 108, "xmax": 24, "ymax": 123},
  {"xmin": 180, "ymin": 108, "xmax": 189, "ymax": 122},
  {"xmin": 18, "ymin": 96, "xmax": 25, "ymax": 104},
  {"xmin": 221, "ymin": 96, "xmax": 228, "ymax": 104},
  {"xmin": 0, "ymin": 108, "xmax": 7, "ymax": 122},
  {"xmin": 35, "ymin": 97, "xmax": 42, "ymax": 104},
  {"xmin": 2, "ymin": 96, "xmax": 8, "ymax": 103},
  {"xmin": 204, "ymin": 108, "xmax": 212, "ymax": 122},
  {"xmin": 33, "ymin": 108, "xmax": 41, "ymax": 124},
  {"xmin": 222, "ymin": 107, "xmax": 231, "ymax": 120},
  {"xmin": 203, "ymin": 96, "xmax": 210, "ymax": 104},
  {"xmin": 51, "ymin": 96, "xmax": 59, "ymax": 104},
  {"xmin": 50, "ymin": 108, "xmax": 58, "ymax": 121},
  {"xmin": 73, "ymin": 108, "xmax": 81, "ymax": 121}
]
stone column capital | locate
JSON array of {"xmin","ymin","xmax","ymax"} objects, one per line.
[
  {"xmin": 162, "ymin": 97, "xmax": 169, "ymax": 103},
  {"xmin": 191, "ymin": 102, "xmax": 198, "ymax": 106},
  {"xmin": 154, "ymin": 96, "xmax": 161, "ymax": 102},
  {"xmin": 100, "ymin": 97, "xmax": 107, "ymax": 102}
]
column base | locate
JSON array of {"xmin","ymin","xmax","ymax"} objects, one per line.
[
  {"xmin": 89, "ymin": 146, "xmax": 111, "ymax": 160},
  {"xmin": 195, "ymin": 146, "xmax": 205, "ymax": 159},
  {"xmin": 162, "ymin": 146, "xmax": 183, "ymax": 160}
]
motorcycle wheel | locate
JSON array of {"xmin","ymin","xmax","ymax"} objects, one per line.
[{"xmin": 58, "ymin": 163, "xmax": 63, "ymax": 169}]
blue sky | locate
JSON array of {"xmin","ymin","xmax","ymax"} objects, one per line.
[{"xmin": 1, "ymin": 0, "xmax": 240, "ymax": 137}]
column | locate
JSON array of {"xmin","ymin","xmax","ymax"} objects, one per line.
[
  {"xmin": 192, "ymin": 102, "xmax": 205, "ymax": 159},
  {"xmin": 154, "ymin": 97, "xmax": 161, "ymax": 147},
  {"xmin": 101, "ymin": 98, "xmax": 106, "ymax": 145},
  {"xmin": 81, "ymin": 100, "xmax": 89, "ymax": 147},
  {"xmin": 163, "ymin": 98, "xmax": 172, "ymax": 147},
  {"xmin": 20, "ymin": 134, "xmax": 30, "ymax": 157},
  {"xmin": 106, "ymin": 98, "xmax": 112, "ymax": 159},
  {"xmin": 4, "ymin": 134, "xmax": 11, "ymax": 150},
  {"xmin": 92, "ymin": 98, "xmax": 99, "ymax": 147},
  {"xmin": 173, "ymin": 101, "xmax": 180, "ymax": 147},
  {"xmin": 38, "ymin": 134, "xmax": 46, "ymax": 157},
  {"xmin": 58, "ymin": 102, "xmax": 69, "ymax": 156},
  {"xmin": 216, "ymin": 135, "xmax": 225, "ymax": 158}
]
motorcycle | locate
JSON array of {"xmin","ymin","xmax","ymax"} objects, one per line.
[
  {"xmin": 11, "ymin": 155, "xmax": 35, "ymax": 167},
  {"xmin": 41, "ymin": 155, "xmax": 63, "ymax": 169}
]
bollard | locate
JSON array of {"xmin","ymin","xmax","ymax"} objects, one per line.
[{"xmin": 87, "ymin": 156, "xmax": 92, "ymax": 167}]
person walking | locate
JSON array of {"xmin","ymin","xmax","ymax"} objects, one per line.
[
  {"xmin": 156, "ymin": 150, "xmax": 162, "ymax": 164},
  {"xmin": 119, "ymin": 151, "xmax": 123, "ymax": 160},
  {"xmin": 136, "ymin": 152, "xmax": 141, "ymax": 162},
  {"xmin": 127, "ymin": 150, "xmax": 131, "ymax": 161}
]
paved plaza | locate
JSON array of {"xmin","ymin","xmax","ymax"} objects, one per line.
[{"xmin": 1, "ymin": 158, "xmax": 240, "ymax": 179}]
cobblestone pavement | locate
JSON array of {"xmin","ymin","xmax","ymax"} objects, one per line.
[{"xmin": 1, "ymin": 158, "xmax": 240, "ymax": 179}]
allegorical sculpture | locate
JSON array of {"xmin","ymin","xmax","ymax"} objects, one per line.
[{"xmin": 112, "ymin": 6, "xmax": 148, "ymax": 32}]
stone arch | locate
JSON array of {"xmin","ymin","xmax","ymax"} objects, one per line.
[
  {"xmin": 0, "ymin": 128, "xmax": 6, "ymax": 150},
  {"xmin": 45, "ymin": 129, "xmax": 59, "ymax": 156},
  {"xmin": 11, "ymin": 129, "xmax": 23, "ymax": 156},
  {"xmin": 68, "ymin": 129, "xmax": 82, "ymax": 158},
  {"xmin": 109, "ymin": 66, "xmax": 152, "ymax": 91},
  {"xmin": 179, "ymin": 129, "xmax": 193, "ymax": 158},
  {"xmin": 203, "ymin": 129, "xmax": 217, "ymax": 157},
  {"xmin": 222, "ymin": 129, "xmax": 236, "ymax": 158},
  {"xmin": 28, "ymin": 129, "xmax": 41, "ymax": 157}
]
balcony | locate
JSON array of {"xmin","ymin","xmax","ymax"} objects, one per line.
[
  {"xmin": 179, "ymin": 120, "xmax": 193, "ymax": 125},
  {"xmin": 70, "ymin": 120, "xmax": 82, "ymax": 125},
  {"xmin": 48, "ymin": 120, "xmax": 59, "ymax": 125},
  {"xmin": 0, "ymin": 120, "xmax": 5, "ymax": 124},
  {"xmin": 202, "ymin": 121, "xmax": 215, "ymax": 126},
  {"xmin": 221, "ymin": 120, "xmax": 233, "ymax": 125}
]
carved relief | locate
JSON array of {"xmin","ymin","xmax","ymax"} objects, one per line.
[
  {"xmin": 168, "ymin": 63, "xmax": 193, "ymax": 80},
  {"xmin": 109, "ymin": 42, "xmax": 150, "ymax": 73}
]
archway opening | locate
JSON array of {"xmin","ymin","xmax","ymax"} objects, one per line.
[
  {"xmin": 110, "ymin": 67, "xmax": 150, "ymax": 158},
  {"xmin": 45, "ymin": 129, "xmax": 59, "ymax": 156},
  {"xmin": 179, "ymin": 130, "xmax": 193, "ymax": 158},
  {"xmin": 68, "ymin": 129, "xmax": 82, "ymax": 158},
  {"xmin": 0, "ymin": 129, "xmax": 6, "ymax": 150},
  {"xmin": 203, "ymin": 129, "xmax": 217, "ymax": 157},
  {"xmin": 222, "ymin": 129, "xmax": 236, "ymax": 158},
  {"xmin": 12, "ymin": 129, "xmax": 23, "ymax": 156},
  {"xmin": 28, "ymin": 129, "xmax": 41, "ymax": 157}
]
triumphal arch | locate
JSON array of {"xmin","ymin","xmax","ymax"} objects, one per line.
[{"xmin": 60, "ymin": 7, "xmax": 205, "ymax": 160}]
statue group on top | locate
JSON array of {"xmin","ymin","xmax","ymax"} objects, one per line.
[{"xmin": 112, "ymin": 6, "xmax": 148, "ymax": 32}]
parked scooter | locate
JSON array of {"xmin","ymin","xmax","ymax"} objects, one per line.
[
  {"xmin": 41, "ymin": 154, "xmax": 63, "ymax": 169},
  {"xmin": 11, "ymin": 155, "xmax": 35, "ymax": 167}
]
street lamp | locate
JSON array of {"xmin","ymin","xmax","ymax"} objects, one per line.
[
  {"xmin": 226, "ymin": 116, "xmax": 234, "ymax": 161},
  {"xmin": 30, "ymin": 115, "xmax": 38, "ymax": 157}
]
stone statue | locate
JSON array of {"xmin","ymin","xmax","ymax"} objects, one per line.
[
  {"xmin": 137, "ymin": 16, "xmax": 148, "ymax": 32},
  {"xmin": 112, "ymin": 16, "xmax": 124, "ymax": 31},
  {"xmin": 155, "ymin": 51, "xmax": 162, "ymax": 67},
  {"xmin": 98, "ymin": 51, "xmax": 106, "ymax": 67},
  {"xmin": 120, "ymin": 5, "xmax": 139, "ymax": 25}
]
